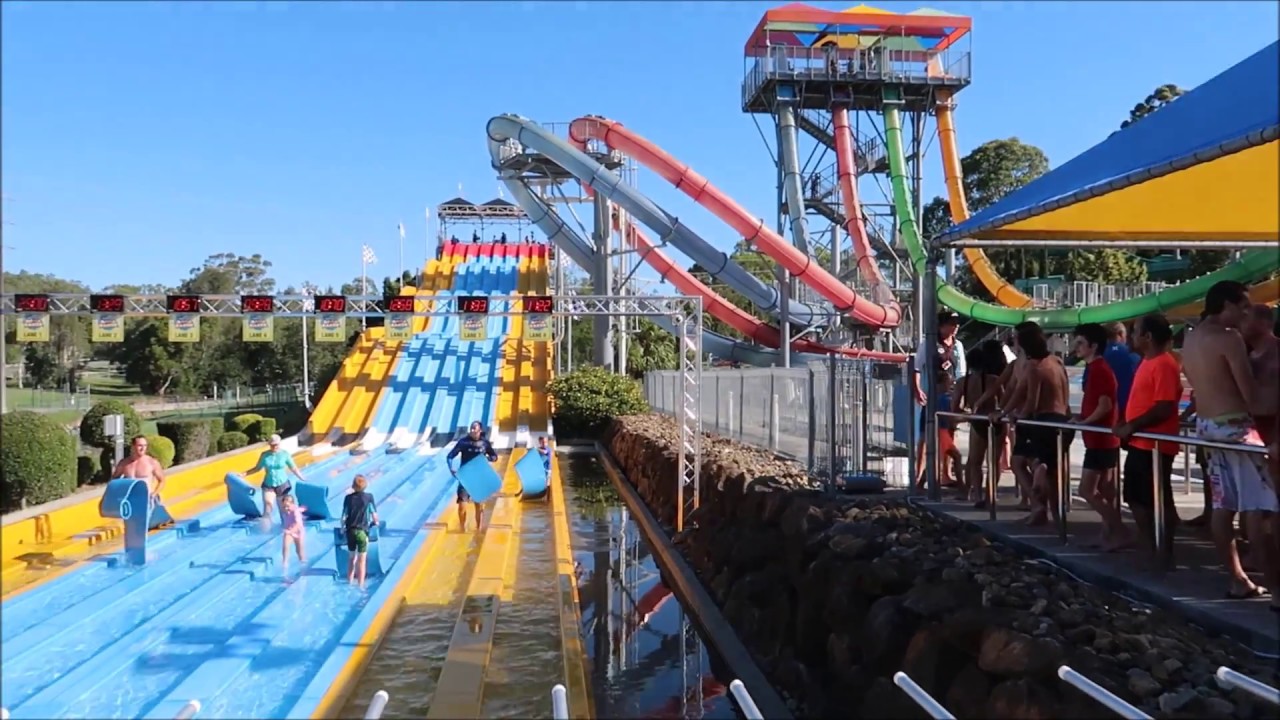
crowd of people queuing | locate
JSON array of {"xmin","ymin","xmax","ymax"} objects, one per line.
[{"xmin": 916, "ymin": 281, "xmax": 1280, "ymax": 612}]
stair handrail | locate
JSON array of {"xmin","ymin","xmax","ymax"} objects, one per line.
[
  {"xmin": 364, "ymin": 690, "xmax": 390, "ymax": 720},
  {"xmin": 892, "ymin": 672, "xmax": 956, "ymax": 720},
  {"xmin": 172, "ymin": 700, "xmax": 202, "ymax": 720},
  {"xmin": 551, "ymin": 684, "xmax": 569, "ymax": 720},
  {"xmin": 729, "ymin": 679, "xmax": 764, "ymax": 720},
  {"xmin": 1216, "ymin": 667, "xmax": 1280, "ymax": 706},
  {"xmin": 1057, "ymin": 666, "xmax": 1151, "ymax": 719}
]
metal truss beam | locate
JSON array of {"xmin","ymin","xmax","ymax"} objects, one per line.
[{"xmin": 1, "ymin": 291, "xmax": 705, "ymax": 532}]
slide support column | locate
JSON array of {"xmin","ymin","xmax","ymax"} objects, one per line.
[
  {"xmin": 592, "ymin": 192, "xmax": 614, "ymax": 371},
  {"xmin": 921, "ymin": 252, "xmax": 941, "ymax": 502}
]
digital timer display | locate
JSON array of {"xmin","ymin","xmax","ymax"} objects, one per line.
[
  {"xmin": 166, "ymin": 295, "xmax": 201, "ymax": 314},
  {"xmin": 240, "ymin": 295, "xmax": 275, "ymax": 314},
  {"xmin": 385, "ymin": 296, "xmax": 416, "ymax": 314},
  {"xmin": 90, "ymin": 294, "xmax": 126, "ymax": 313},
  {"xmin": 457, "ymin": 296, "xmax": 490, "ymax": 314},
  {"xmin": 523, "ymin": 295, "xmax": 554, "ymax": 314},
  {"xmin": 15, "ymin": 294, "xmax": 50, "ymax": 313},
  {"xmin": 314, "ymin": 295, "xmax": 347, "ymax": 314}
]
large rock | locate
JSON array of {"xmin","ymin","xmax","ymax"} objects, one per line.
[{"xmin": 605, "ymin": 415, "xmax": 1280, "ymax": 718}]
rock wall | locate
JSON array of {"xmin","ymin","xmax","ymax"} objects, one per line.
[{"xmin": 606, "ymin": 414, "xmax": 1280, "ymax": 719}]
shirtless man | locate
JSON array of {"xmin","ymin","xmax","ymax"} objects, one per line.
[
  {"xmin": 1181, "ymin": 281, "xmax": 1278, "ymax": 606},
  {"xmin": 1242, "ymin": 303, "xmax": 1279, "ymax": 447},
  {"xmin": 112, "ymin": 435, "xmax": 166, "ymax": 499},
  {"xmin": 1015, "ymin": 328, "xmax": 1073, "ymax": 526},
  {"xmin": 981, "ymin": 321, "xmax": 1044, "ymax": 509}
]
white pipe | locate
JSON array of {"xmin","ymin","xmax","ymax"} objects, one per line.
[
  {"xmin": 364, "ymin": 690, "xmax": 390, "ymax": 720},
  {"xmin": 1058, "ymin": 666, "xmax": 1152, "ymax": 719},
  {"xmin": 2, "ymin": 707, "xmax": 10, "ymax": 720},
  {"xmin": 729, "ymin": 679, "xmax": 763, "ymax": 720},
  {"xmin": 1216, "ymin": 667, "xmax": 1280, "ymax": 706},
  {"xmin": 551, "ymin": 684, "xmax": 569, "ymax": 720},
  {"xmin": 172, "ymin": 700, "xmax": 201, "ymax": 720},
  {"xmin": 893, "ymin": 672, "xmax": 956, "ymax": 720}
]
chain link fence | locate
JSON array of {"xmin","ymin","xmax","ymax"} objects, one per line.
[{"xmin": 644, "ymin": 359, "xmax": 915, "ymax": 488}]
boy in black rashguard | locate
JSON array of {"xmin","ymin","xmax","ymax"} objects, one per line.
[
  {"xmin": 341, "ymin": 474, "xmax": 379, "ymax": 587},
  {"xmin": 448, "ymin": 421, "xmax": 498, "ymax": 531}
]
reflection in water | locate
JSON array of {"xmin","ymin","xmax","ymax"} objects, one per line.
[{"xmin": 565, "ymin": 456, "xmax": 737, "ymax": 720}]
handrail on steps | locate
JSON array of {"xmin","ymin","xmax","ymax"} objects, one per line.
[
  {"xmin": 172, "ymin": 701, "xmax": 202, "ymax": 720},
  {"xmin": 1216, "ymin": 667, "xmax": 1280, "ymax": 706},
  {"xmin": 365, "ymin": 690, "xmax": 390, "ymax": 720},
  {"xmin": 551, "ymin": 684, "xmax": 569, "ymax": 720},
  {"xmin": 729, "ymin": 679, "xmax": 764, "ymax": 720}
]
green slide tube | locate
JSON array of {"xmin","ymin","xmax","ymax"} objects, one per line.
[{"xmin": 881, "ymin": 91, "xmax": 1279, "ymax": 330}]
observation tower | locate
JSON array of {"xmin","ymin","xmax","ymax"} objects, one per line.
[{"xmin": 742, "ymin": 3, "xmax": 972, "ymax": 355}]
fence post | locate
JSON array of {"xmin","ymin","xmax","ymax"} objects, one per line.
[
  {"xmin": 769, "ymin": 371, "xmax": 779, "ymax": 451},
  {"xmin": 828, "ymin": 352, "xmax": 838, "ymax": 488},
  {"xmin": 551, "ymin": 684, "xmax": 570, "ymax": 720},
  {"xmin": 892, "ymin": 672, "xmax": 956, "ymax": 719},
  {"xmin": 807, "ymin": 366, "xmax": 817, "ymax": 473},
  {"xmin": 728, "ymin": 391, "xmax": 735, "ymax": 437}
]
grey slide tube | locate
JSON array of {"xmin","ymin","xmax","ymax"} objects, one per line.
[{"xmin": 777, "ymin": 105, "xmax": 814, "ymax": 257}]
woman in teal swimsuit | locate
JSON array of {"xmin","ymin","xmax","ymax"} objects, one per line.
[{"xmin": 244, "ymin": 434, "xmax": 306, "ymax": 521}]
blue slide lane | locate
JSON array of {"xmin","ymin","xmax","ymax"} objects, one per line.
[{"xmin": 0, "ymin": 448, "xmax": 359, "ymax": 641}]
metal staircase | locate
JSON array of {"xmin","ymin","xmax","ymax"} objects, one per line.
[{"xmin": 795, "ymin": 109, "xmax": 887, "ymax": 174}]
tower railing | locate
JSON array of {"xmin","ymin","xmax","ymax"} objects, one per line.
[{"xmin": 742, "ymin": 45, "xmax": 973, "ymax": 107}]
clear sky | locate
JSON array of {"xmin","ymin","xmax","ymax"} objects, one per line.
[{"xmin": 3, "ymin": 0, "xmax": 1276, "ymax": 293}]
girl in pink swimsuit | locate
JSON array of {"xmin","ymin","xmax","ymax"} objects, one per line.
[{"xmin": 280, "ymin": 494, "xmax": 308, "ymax": 572}]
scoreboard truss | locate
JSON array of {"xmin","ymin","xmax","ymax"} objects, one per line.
[{"xmin": 0, "ymin": 292, "xmax": 705, "ymax": 531}]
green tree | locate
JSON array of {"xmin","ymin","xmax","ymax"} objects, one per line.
[
  {"xmin": 921, "ymin": 138, "xmax": 1146, "ymax": 298},
  {"xmin": 1122, "ymin": 83, "xmax": 1185, "ymax": 129},
  {"xmin": 2, "ymin": 271, "xmax": 92, "ymax": 385}
]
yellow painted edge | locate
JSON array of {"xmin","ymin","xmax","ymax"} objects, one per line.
[
  {"xmin": 310, "ymin": 495, "xmax": 462, "ymax": 720},
  {"xmin": 549, "ymin": 451, "xmax": 594, "ymax": 719},
  {"xmin": 425, "ymin": 453, "xmax": 525, "ymax": 719}
]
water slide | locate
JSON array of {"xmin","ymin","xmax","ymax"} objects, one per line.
[
  {"xmin": 830, "ymin": 106, "xmax": 904, "ymax": 303},
  {"xmin": 495, "ymin": 244, "xmax": 554, "ymax": 443},
  {"xmin": 488, "ymin": 115, "xmax": 907, "ymax": 364},
  {"xmin": 570, "ymin": 115, "xmax": 902, "ymax": 329},
  {"xmin": 487, "ymin": 115, "xmax": 835, "ymax": 328},
  {"xmin": 883, "ymin": 90, "xmax": 1280, "ymax": 329}
]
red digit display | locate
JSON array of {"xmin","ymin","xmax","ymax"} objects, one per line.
[
  {"xmin": 457, "ymin": 296, "xmax": 490, "ymax": 314},
  {"xmin": 166, "ymin": 295, "xmax": 201, "ymax": 314},
  {"xmin": 385, "ymin": 296, "xmax": 415, "ymax": 314},
  {"xmin": 240, "ymin": 295, "xmax": 275, "ymax": 314},
  {"xmin": 314, "ymin": 295, "xmax": 347, "ymax": 314},
  {"xmin": 15, "ymin": 294, "xmax": 50, "ymax": 313},
  {"xmin": 90, "ymin": 294, "xmax": 125, "ymax": 313},
  {"xmin": 523, "ymin": 295, "xmax": 554, "ymax": 314}
]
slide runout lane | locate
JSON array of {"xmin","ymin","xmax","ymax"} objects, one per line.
[
  {"xmin": 331, "ymin": 335, "xmax": 402, "ymax": 439},
  {"xmin": 139, "ymin": 450, "xmax": 456, "ymax": 720},
  {"xmin": 0, "ymin": 446, "xmax": 363, "ymax": 638},
  {"xmin": 307, "ymin": 331, "xmax": 382, "ymax": 441}
]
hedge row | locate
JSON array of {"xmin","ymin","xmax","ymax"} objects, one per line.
[{"xmin": 2, "ymin": 400, "xmax": 304, "ymax": 512}]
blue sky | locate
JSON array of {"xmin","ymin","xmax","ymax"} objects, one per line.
[{"xmin": 3, "ymin": 1, "xmax": 1277, "ymax": 293}]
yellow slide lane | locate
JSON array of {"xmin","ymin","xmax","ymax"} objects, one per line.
[
  {"xmin": 307, "ymin": 331, "xmax": 381, "ymax": 439},
  {"xmin": 528, "ymin": 255, "xmax": 552, "ymax": 433},
  {"xmin": 497, "ymin": 258, "xmax": 531, "ymax": 433}
]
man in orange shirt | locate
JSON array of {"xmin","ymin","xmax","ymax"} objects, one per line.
[{"xmin": 1115, "ymin": 313, "xmax": 1182, "ymax": 570}]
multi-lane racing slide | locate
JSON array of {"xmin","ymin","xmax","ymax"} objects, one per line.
[
  {"xmin": 0, "ymin": 251, "xmax": 532, "ymax": 719},
  {"xmin": 489, "ymin": 115, "xmax": 907, "ymax": 364},
  {"xmin": 883, "ymin": 87, "xmax": 1279, "ymax": 329}
]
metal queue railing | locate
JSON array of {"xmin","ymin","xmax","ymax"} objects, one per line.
[
  {"xmin": 933, "ymin": 411, "xmax": 1270, "ymax": 560},
  {"xmin": 895, "ymin": 666, "xmax": 1278, "ymax": 719}
]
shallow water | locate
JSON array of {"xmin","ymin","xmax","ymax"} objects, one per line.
[{"xmin": 341, "ymin": 454, "xmax": 739, "ymax": 719}]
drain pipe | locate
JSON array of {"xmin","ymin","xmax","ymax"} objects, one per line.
[{"xmin": 364, "ymin": 690, "xmax": 390, "ymax": 720}]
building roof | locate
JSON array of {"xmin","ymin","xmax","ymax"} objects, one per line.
[
  {"xmin": 935, "ymin": 41, "xmax": 1279, "ymax": 245},
  {"xmin": 744, "ymin": 3, "xmax": 970, "ymax": 55}
]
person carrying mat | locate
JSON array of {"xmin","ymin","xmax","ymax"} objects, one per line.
[{"xmin": 448, "ymin": 421, "xmax": 498, "ymax": 531}]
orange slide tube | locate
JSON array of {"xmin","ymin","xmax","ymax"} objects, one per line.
[
  {"xmin": 934, "ymin": 96, "xmax": 1035, "ymax": 309},
  {"xmin": 569, "ymin": 116, "xmax": 903, "ymax": 330},
  {"xmin": 831, "ymin": 106, "xmax": 894, "ymax": 296}
]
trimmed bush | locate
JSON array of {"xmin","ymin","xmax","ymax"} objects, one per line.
[
  {"xmin": 249, "ymin": 417, "xmax": 278, "ymax": 442},
  {"xmin": 80, "ymin": 400, "xmax": 142, "ymax": 449},
  {"xmin": 216, "ymin": 431, "xmax": 250, "ymax": 453},
  {"xmin": 206, "ymin": 418, "xmax": 225, "ymax": 450},
  {"xmin": 1, "ymin": 411, "xmax": 78, "ymax": 511},
  {"xmin": 145, "ymin": 434, "xmax": 176, "ymax": 469},
  {"xmin": 547, "ymin": 366, "xmax": 649, "ymax": 439},
  {"xmin": 155, "ymin": 420, "xmax": 212, "ymax": 465},
  {"xmin": 228, "ymin": 413, "xmax": 263, "ymax": 435},
  {"xmin": 77, "ymin": 455, "xmax": 97, "ymax": 486}
]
